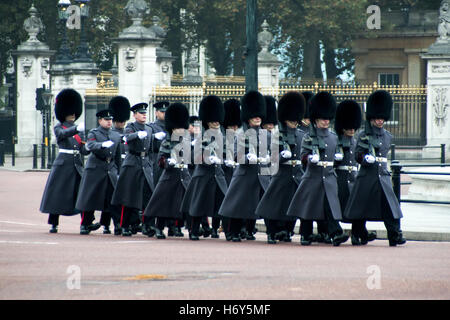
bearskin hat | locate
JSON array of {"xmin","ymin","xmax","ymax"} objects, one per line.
[
  {"xmin": 189, "ymin": 115, "xmax": 199, "ymax": 124},
  {"xmin": 54, "ymin": 88, "xmax": 82, "ymax": 123},
  {"xmin": 240, "ymin": 90, "xmax": 266, "ymax": 123},
  {"xmin": 165, "ymin": 103, "xmax": 189, "ymax": 133},
  {"xmin": 309, "ymin": 91, "xmax": 336, "ymax": 122},
  {"xmin": 109, "ymin": 96, "xmax": 130, "ymax": 122},
  {"xmin": 366, "ymin": 90, "xmax": 393, "ymax": 121},
  {"xmin": 198, "ymin": 95, "xmax": 224, "ymax": 128},
  {"xmin": 278, "ymin": 91, "xmax": 306, "ymax": 123},
  {"xmin": 301, "ymin": 91, "xmax": 314, "ymax": 119},
  {"xmin": 334, "ymin": 100, "xmax": 362, "ymax": 135},
  {"xmin": 223, "ymin": 99, "xmax": 242, "ymax": 128},
  {"xmin": 262, "ymin": 96, "xmax": 278, "ymax": 126}
]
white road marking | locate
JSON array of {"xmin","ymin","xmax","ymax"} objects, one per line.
[
  {"xmin": 0, "ymin": 220, "xmax": 40, "ymax": 226},
  {"xmin": 0, "ymin": 240, "xmax": 58, "ymax": 245}
]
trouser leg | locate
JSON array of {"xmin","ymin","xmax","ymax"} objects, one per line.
[
  {"xmin": 300, "ymin": 220, "xmax": 313, "ymax": 237},
  {"xmin": 212, "ymin": 217, "xmax": 221, "ymax": 230},
  {"xmin": 190, "ymin": 216, "xmax": 202, "ymax": 236},
  {"xmin": 323, "ymin": 196, "xmax": 342, "ymax": 238},
  {"xmin": 100, "ymin": 211, "xmax": 111, "ymax": 227},
  {"xmin": 48, "ymin": 214, "xmax": 59, "ymax": 226},
  {"xmin": 80, "ymin": 211, "xmax": 95, "ymax": 226}
]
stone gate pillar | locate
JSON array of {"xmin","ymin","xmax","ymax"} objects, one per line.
[
  {"xmin": 421, "ymin": 0, "xmax": 450, "ymax": 160},
  {"xmin": 12, "ymin": 5, "xmax": 55, "ymax": 156},
  {"xmin": 257, "ymin": 20, "xmax": 281, "ymax": 94},
  {"xmin": 115, "ymin": 0, "xmax": 173, "ymax": 106}
]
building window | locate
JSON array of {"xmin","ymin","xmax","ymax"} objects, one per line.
[{"xmin": 378, "ymin": 73, "xmax": 400, "ymax": 123}]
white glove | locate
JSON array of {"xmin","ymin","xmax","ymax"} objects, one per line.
[
  {"xmin": 308, "ymin": 154, "xmax": 320, "ymax": 164},
  {"xmin": 76, "ymin": 123, "xmax": 85, "ymax": 132},
  {"xmin": 224, "ymin": 160, "xmax": 236, "ymax": 167},
  {"xmin": 137, "ymin": 131, "xmax": 148, "ymax": 139},
  {"xmin": 191, "ymin": 139, "xmax": 196, "ymax": 146},
  {"xmin": 154, "ymin": 132, "xmax": 166, "ymax": 140},
  {"xmin": 208, "ymin": 155, "xmax": 222, "ymax": 164},
  {"xmin": 364, "ymin": 154, "xmax": 376, "ymax": 164},
  {"xmin": 122, "ymin": 136, "xmax": 127, "ymax": 143},
  {"xmin": 102, "ymin": 140, "xmax": 114, "ymax": 148},
  {"xmin": 167, "ymin": 158, "xmax": 177, "ymax": 166},
  {"xmin": 258, "ymin": 154, "xmax": 271, "ymax": 164},
  {"xmin": 281, "ymin": 150, "xmax": 292, "ymax": 159},
  {"xmin": 246, "ymin": 153, "xmax": 258, "ymax": 162},
  {"xmin": 334, "ymin": 153, "xmax": 344, "ymax": 161}
]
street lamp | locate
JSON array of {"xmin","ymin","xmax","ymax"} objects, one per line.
[
  {"xmin": 55, "ymin": 0, "xmax": 72, "ymax": 64},
  {"xmin": 74, "ymin": 0, "xmax": 93, "ymax": 63}
]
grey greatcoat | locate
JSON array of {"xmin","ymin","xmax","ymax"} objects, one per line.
[
  {"xmin": 256, "ymin": 125, "xmax": 304, "ymax": 221},
  {"xmin": 181, "ymin": 129, "xmax": 228, "ymax": 218},
  {"xmin": 75, "ymin": 126, "xmax": 122, "ymax": 212},
  {"xmin": 111, "ymin": 122, "xmax": 155, "ymax": 210},
  {"xmin": 218, "ymin": 124, "xmax": 270, "ymax": 220},
  {"xmin": 286, "ymin": 127, "xmax": 342, "ymax": 220},
  {"xmin": 40, "ymin": 122, "xmax": 89, "ymax": 215},
  {"xmin": 344, "ymin": 126, "xmax": 403, "ymax": 221},
  {"xmin": 144, "ymin": 135, "xmax": 191, "ymax": 220},
  {"xmin": 334, "ymin": 135, "xmax": 358, "ymax": 214},
  {"xmin": 148, "ymin": 119, "xmax": 166, "ymax": 184}
]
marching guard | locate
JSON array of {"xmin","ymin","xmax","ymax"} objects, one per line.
[
  {"xmin": 143, "ymin": 103, "xmax": 191, "ymax": 239},
  {"xmin": 344, "ymin": 90, "xmax": 406, "ymax": 246},
  {"xmin": 40, "ymin": 89, "xmax": 90, "ymax": 233},
  {"xmin": 218, "ymin": 91, "xmax": 270, "ymax": 242},
  {"xmin": 181, "ymin": 95, "xmax": 228, "ymax": 240},
  {"xmin": 75, "ymin": 109, "xmax": 122, "ymax": 235},
  {"xmin": 111, "ymin": 103, "xmax": 155, "ymax": 236},
  {"xmin": 109, "ymin": 95, "xmax": 131, "ymax": 235},
  {"xmin": 286, "ymin": 91, "xmax": 349, "ymax": 246},
  {"xmin": 334, "ymin": 100, "xmax": 376, "ymax": 245},
  {"xmin": 256, "ymin": 91, "xmax": 305, "ymax": 244}
]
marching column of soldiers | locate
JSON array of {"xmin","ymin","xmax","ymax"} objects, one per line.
[{"xmin": 39, "ymin": 87, "xmax": 407, "ymax": 247}]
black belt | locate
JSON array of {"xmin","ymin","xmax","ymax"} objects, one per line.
[{"xmin": 129, "ymin": 150, "xmax": 149, "ymax": 157}]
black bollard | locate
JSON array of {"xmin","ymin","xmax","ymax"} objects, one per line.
[
  {"xmin": 33, "ymin": 144, "xmax": 38, "ymax": 169},
  {"xmin": 41, "ymin": 143, "xmax": 46, "ymax": 169},
  {"xmin": 0, "ymin": 140, "xmax": 4, "ymax": 166}
]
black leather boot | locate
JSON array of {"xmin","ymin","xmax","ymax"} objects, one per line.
[
  {"xmin": 211, "ymin": 228, "xmax": 219, "ymax": 238},
  {"xmin": 331, "ymin": 233, "xmax": 349, "ymax": 246},
  {"xmin": 49, "ymin": 225, "xmax": 58, "ymax": 234},
  {"xmin": 80, "ymin": 225, "xmax": 90, "ymax": 235},
  {"xmin": 103, "ymin": 226, "xmax": 111, "ymax": 234},
  {"xmin": 301, "ymin": 235, "xmax": 312, "ymax": 245},
  {"xmin": 155, "ymin": 228, "xmax": 166, "ymax": 239},
  {"xmin": 267, "ymin": 233, "xmax": 277, "ymax": 244}
]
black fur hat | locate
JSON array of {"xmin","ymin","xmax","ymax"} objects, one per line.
[
  {"xmin": 366, "ymin": 90, "xmax": 393, "ymax": 121},
  {"xmin": 334, "ymin": 100, "xmax": 362, "ymax": 135},
  {"xmin": 109, "ymin": 96, "xmax": 130, "ymax": 122},
  {"xmin": 262, "ymin": 96, "xmax": 278, "ymax": 125},
  {"xmin": 199, "ymin": 95, "xmax": 224, "ymax": 128},
  {"xmin": 54, "ymin": 88, "xmax": 82, "ymax": 123},
  {"xmin": 223, "ymin": 99, "xmax": 242, "ymax": 128},
  {"xmin": 165, "ymin": 103, "xmax": 189, "ymax": 133},
  {"xmin": 301, "ymin": 91, "xmax": 314, "ymax": 119},
  {"xmin": 189, "ymin": 115, "xmax": 199, "ymax": 124},
  {"xmin": 309, "ymin": 91, "xmax": 336, "ymax": 122},
  {"xmin": 241, "ymin": 90, "xmax": 266, "ymax": 123},
  {"xmin": 278, "ymin": 91, "xmax": 305, "ymax": 122}
]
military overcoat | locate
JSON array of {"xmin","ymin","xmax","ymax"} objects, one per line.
[
  {"xmin": 144, "ymin": 135, "xmax": 191, "ymax": 220},
  {"xmin": 344, "ymin": 126, "xmax": 403, "ymax": 221},
  {"xmin": 218, "ymin": 124, "xmax": 270, "ymax": 220},
  {"xmin": 286, "ymin": 127, "xmax": 343, "ymax": 220},
  {"xmin": 40, "ymin": 122, "xmax": 89, "ymax": 215},
  {"xmin": 256, "ymin": 125, "xmax": 304, "ymax": 221},
  {"xmin": 75, "ymin": 126, "xmax": 122, "ymax": 211},
  {"xmin": 111, "ymin": 121, "xmax": 154, "ymax": 210}
]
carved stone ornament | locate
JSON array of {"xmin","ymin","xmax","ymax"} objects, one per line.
[
  {"xmin": 41, "ymin": 58, "xmax": 49, "ymax": 80},
  {"xmin": 438, "ymin": 0, "xmax": 450, "ymax": 43},
  {"xmin": 124, "ymin": 47, "xmax": 137, "ymax": 72},
  {"xmin": 21, "ymin": 57, "xmax": 33, "ymax": 78},
  {"xmin": 124, "ymin": 0, "xmax": 150, "ymax": 20},
  {"xmin": 23, "ymin": 4, "xmax": 44, "ymax": 43},
  {"xmin": 433, "ymin": 87, "xmax": 449, "ymax": 133}
]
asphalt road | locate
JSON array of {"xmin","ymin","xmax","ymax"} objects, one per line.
[{"xmin": 1, "ymin": 171, "xmax": 449, "ymax": 300}]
